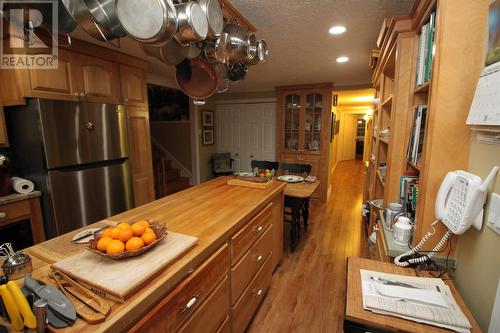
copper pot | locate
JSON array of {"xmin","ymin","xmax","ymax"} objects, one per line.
[{"xmin": 176, "ymin": 57, "xmax": 218, "ymax": 99}]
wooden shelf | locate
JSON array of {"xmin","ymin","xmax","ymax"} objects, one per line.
[
  {"xmin": 381, "ymin": 95, "xmax": 393, "ymax": 108},
  {"xmin": 407, "ymin": 160, "xmax": 421, "ymax": 171},
  {"xmin": 376, "ymin": 170, "xmax": 386, "ymax": 187},
  {"xmin": 414, "ymin": 82, "xmax": 429, "ymax": 94}
]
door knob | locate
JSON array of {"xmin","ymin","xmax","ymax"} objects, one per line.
[
  {"xmin": 234, "ymin": 153, "xmax": 239, "ymax": 157},
  {"xmin": 250, "ymin": 154, "xmax": 254, "ymax": 158}
]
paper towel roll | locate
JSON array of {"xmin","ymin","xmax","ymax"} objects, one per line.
[{"xmin": 11, "ymin": 177, "xmax": 34, "ymax": 194}]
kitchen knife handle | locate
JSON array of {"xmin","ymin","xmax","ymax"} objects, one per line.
[
  {"xmin": 7, "ymin": 282, "xmax": 37, "ymax": 329},
  {"xmin": 0, "ymin": 285, "xmax": 23, "ymax": 331}
]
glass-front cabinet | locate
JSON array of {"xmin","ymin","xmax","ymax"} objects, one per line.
[
  {"xmin": 277, "ymin": 83, "xmax": 333, "ymax": 202},
  {"xmin": 282, "ymin": 90, "xmax": 326, "ymax": 155}
]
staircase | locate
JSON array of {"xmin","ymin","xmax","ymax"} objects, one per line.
[{"xmin": 152, "ymin": 142, "xmax": 191, "ymax": 199}]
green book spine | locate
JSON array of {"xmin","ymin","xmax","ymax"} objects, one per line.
[{"xmin": 425, "ymin": 11, "xmax": 436, "ymax": 83}]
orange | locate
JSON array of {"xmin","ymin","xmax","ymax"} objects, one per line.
[
  {"xmin": 117, "ymin": 228, "xmax": 133, "ymax": 243},
  {"xmin": 141, "ymin": 231, "xmax": 157, "ymax": 245},
  {"xmin": 131, "ymin": 223, "xmax": 147, "ymax": 237},
  {"xmin": 106, "ymin": 239, "xmax": 125, "ymax": 255},
  {"xmin": 101, "ymin": 228, "xmax": 113, "ymax": 238},
  {"xmin": 110, "ymin": 227, "xmax": 121, "ymax": 239},
  {"xmin": 136, "ymin": 220, "xmax": 149, "ymax": 228},
  {"xmin": 117, "ymin": 222, "xmax": 131, "ymax": 229},
  {"xmin": 96, "ymin": 236, "xmax": 113, "ymax": 252},
  {"xmin": 145, "ymin": 227, "xmax": 154, "ymax": 234},
  {"xmin": 125, "ymin": 237, "xmax": 144, "ymax": 251}
]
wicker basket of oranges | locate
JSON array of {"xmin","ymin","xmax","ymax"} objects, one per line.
[{"xmin": 87, "ymin": 220, "xmax": 167, "ymax": 260}]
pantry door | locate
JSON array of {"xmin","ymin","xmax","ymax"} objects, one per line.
[{"xmin": 216, "ymin": 102, "xmax": 276, "ymax": 172}]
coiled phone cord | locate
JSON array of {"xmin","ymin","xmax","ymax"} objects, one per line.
[{"xmin": 394, "ymin": 220, "xmax": 453, "ymax": 267}]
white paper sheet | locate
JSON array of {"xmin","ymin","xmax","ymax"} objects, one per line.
[{"xmin": 467, "ymin": 63, "xmax": 500, "ymax": 126}]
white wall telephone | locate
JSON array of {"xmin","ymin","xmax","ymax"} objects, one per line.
[{"xmin": 394, "ymin": 166, "xmax": 498, "ymax": 267}]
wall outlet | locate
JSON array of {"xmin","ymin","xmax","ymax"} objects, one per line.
[{"xmin": 487, "ymin": 193, "xmax": 500, "ymax": 236}]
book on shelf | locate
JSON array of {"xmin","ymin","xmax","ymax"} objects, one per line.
[
  {"xmin": 415, "ymin": 11, "xmax": 436, "ymax": 86},
  {"xmin": 407, "ymin": 105, "xmax": 428, "ymax": 166}
]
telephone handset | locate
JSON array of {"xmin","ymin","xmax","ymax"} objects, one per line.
[{"xmin": 394, "ymin": 166, "xmax": 498, "ymax": 267}]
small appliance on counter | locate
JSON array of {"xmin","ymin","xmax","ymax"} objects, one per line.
[
  {"xmin": 385, "ymin": 202, "xmax": 404, "ymax": 231},
  {"xmin": 0, "ymin": 150, "xmax": 16, "ymax": 196}
]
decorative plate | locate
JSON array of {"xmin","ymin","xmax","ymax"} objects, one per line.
[
  {"xmin": 234, "ymin": 172, "xmax": 254, "ymax": 177},
  {"xmin": 277, "ymin": 175, "xmax": 304, "ymax": 183},
  {"xmin": 86, "ymin": 220, "xmax": 167, "ymax": 260}
]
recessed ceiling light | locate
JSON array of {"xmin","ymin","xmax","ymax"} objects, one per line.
[
  {"xmin": 329, "ymin": 25, "xmax": 346, "ymax": 35},
  {"xmin": 336, "ymin": 56, "xmax": 349, "ymax": 63}
]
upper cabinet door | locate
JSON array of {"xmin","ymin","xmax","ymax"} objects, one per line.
[
  {"xmin": 303, "ymin": 92, "xmax": 323, "ymax": 154},
  {"xmin": 120, "ymin": 65, "xmax": 147, "ymax": 106},
  {"xmin": 283, "ymin": 93, "xmax": 301, "ymax": 153},
  {"xmin": 77, "ymin": 55, "xmax": 121, "ymax": 104},
  {"xmin": 27, "ymin": 49, "xmax": 79, "ymax": 101}
]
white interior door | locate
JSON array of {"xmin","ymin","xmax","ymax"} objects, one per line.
[{"xmin": 216, "ymin": 102, "xmax": 276, "ymax": 172}]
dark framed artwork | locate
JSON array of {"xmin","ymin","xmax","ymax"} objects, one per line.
[
  {"xmin": 330, "ymin": 112, "xmax": 336, "ymax": 142},
  {"xmin": 202, "ymin": 129, "xmax": 214, "ymax": 145},
  {"xmin": 202, "ymin": 110, "xmax": 214, "ymax": 126},
  {"xmin": 335, "ymin": 120, "xmax": 340, "ymax": 134}
]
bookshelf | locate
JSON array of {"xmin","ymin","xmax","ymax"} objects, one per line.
[{"xmin": 365, "ymin": 0, "xmax": 488, "ymax": 256}]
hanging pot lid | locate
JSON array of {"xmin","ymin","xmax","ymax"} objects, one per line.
[{"xmin": 197, "ymin": 0, "xmax": 223, "ymax": 37}]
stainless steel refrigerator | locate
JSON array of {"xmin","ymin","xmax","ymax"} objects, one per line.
[{"xmin": 7, "ymin": 99, "xmax": 134, "ymax": 238}]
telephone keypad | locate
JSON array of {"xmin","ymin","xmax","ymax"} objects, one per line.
[{"xmin": 444, "ymin": 177, "xmax": 469, "ymax": 231}]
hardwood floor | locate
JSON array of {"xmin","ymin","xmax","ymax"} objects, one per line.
[{"xmin": 248, "ymin": 159, "xmax": 370, "ymax": 333}]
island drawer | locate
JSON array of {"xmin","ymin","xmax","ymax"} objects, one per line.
[
  {"xmin": 178, "ymin": 276, "xmax": 229, "ymax": 333},
  {"xmin": 231, "ymin": 225, "xmax": 273, "ymax": 305},
  {"xmin": 215, "ymin": 316, "xmax": 230, "ymax": 333},
  {"xmin": 232, "ymin": 253, "xmax": 273, "ymax": 333},
  {"xmin": 129, "ymin": 244, "xmax": 229, "ymax": 333},
  {"xmin": 231, "ymin": 202, "xmax": 273, "ymax": 265}
]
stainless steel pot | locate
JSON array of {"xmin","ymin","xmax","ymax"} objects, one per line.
[
  {"xmin": 197, "ymin": 0, "xmax": 223, "ymax": 37},
  {"xmin": 246, "ymin": 39, "xmax": 269, "ymax": 65},
  {"xmin": 224, "ymin": 23, "xmax": 257, "ymax": 63},
  {"xmin": 204, "ymin": 32, "xmax": 229, "ymax": 64},
  {"xmin": 215, "ymin": 63, "xmax": 230, "ymax": 93},
  {"xmin": 142, "ymin": 40, "xmax": 189, "ymax": 66},
  {"xmin": 76, "ymin": 0, "xmax": 126, "ymax": 41},
  {"xmin": 174, "ymin": 1, "xmax": 208, "ymax": 45},
  {"xmin": 38, "ymin": 0, "xmax": 87, "ymax": 33},
  {"xmin": 116, "ymin": 0, "xmax": 177, "ymax": 46}
]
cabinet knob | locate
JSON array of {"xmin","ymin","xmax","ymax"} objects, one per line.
[
  {"xmin": 124, "ymin": 98, "xmax": 128, "ymax": 102},
  {"xmin": 0, "ymin": 212, "xmax": 6, "ymax": 219},
  {"xmin": 79, "ymin": 92, "xmax": 85, "ymax": 97},
  {"xmin": 254, "ymin": 225, "xmax": 264, "ymax": 233},
  {"xmin": 73, "ymin": 92, "xmax": 79, "ymax": 97},
  {"xmin": 254, "ymin": 254, "xmax": 263, "ymax": 262},
  {"xmin": 181, "ymin": 295, "xmax": 199, "ymax": 314},
  {"xmin": 253, "ymin": 288, "xmax": 264, "ymax": 297}
]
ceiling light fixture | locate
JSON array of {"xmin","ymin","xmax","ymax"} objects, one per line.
[
  {"xmin": 329, "ymin": 25, "xmax": 346, "ymax": 35},
  {"xmin": 336, "ymin": 56, "xmax": 349, "ymax": 63}
]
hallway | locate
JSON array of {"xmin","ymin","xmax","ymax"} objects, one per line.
[{"xmin": 248, "ymin": 160, "xmax": 369, "ymax": 333}]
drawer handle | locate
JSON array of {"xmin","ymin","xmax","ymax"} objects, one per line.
[
  {"xmin": 181, "ymin": 295, "xmax": 199, "ymax": 314},
  {"xmin": 254, "ymin": 254, "xmax": 263, "ymax": 262},
  {"xmin": 254, "ymin": 225, "xmax": 264, "ymax": 233},
  {"xmin": 253, "ymin": 288, "xmax": 263, "ymax": 297},
  {"xmin": 0, "ymin": 212, "xmax": 6, "ymax": 219}
]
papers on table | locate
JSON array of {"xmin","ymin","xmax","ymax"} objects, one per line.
[{"xmin": 361, "ymin": 270, "xmax": 472, "ymax": 333}]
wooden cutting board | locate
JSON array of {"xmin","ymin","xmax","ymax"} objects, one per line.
[
  {"xmin": 227, "ymin": 178, "xmax": 274, "ymax": 189},
  {"xmin": 52, "ymin": 232, "xmax": 198, "ymax": 302}
]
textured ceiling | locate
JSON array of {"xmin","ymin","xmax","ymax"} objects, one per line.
[
  {"xmin": 228, "ymin": 0, "xmax": 414, "ymax": 92},
  {"xmin": 70, "ymin": 0, "xmax": 414, "ymax": 93}
]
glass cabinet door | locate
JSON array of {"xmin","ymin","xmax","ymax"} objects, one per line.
[
  {"xmin": 284, "ymin": 94, "xmax": 301, "ymax": 152},
  {"xmin": 304, "ymin": 93, "xmax": 322, "ymax": 152}
]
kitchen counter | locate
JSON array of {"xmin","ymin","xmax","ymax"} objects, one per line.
[
  {"xmin": 0, "ymin": 191, "xmax": 41, "ymax": 205},
  {"xmin": 5, "ymin": 177, "xmax": 286, "ymax": 332}
]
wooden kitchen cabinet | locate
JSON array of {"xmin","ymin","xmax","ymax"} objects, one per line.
[
  {"xmin": 76, "ymin": 54, "xmax": 121, "ymax": 104},
  {"xmin": 120, "ymin": 65, "xmax": 148, "ymax": 106},
  {"xmin": 127, "ymin": 106, "xmax": 155, "ymax": 207},
  {"xmin": 276, "ymin": 84, "xmax": 333, "ymax": 202},
  {"xmin": 0, "ymin": 89, "xmax": 10, "ymax": 147}
]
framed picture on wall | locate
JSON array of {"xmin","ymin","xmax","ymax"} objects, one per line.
[
  {"xmin": 202, "ymin": 110, "xmax": 214, "ymax": 126},
  {"xmin": 202, "ymin": 129, "xmax": 215, "ymax": 145},
  {"xmin": 330, "ymin": 113, "xmax": 336, "ymax": 142},
  {"xmin": 335, "ymin": 120, "xmax": 340, "ymax": 134}
]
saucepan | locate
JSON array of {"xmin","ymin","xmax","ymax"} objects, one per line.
[
  {"xmin": 116, "ymin": 0, "xmax": 177, "ymax": 46},
  {"xmin": 204, "ymin": 32, "xmax": 229, "ymax": 64},
  {"xmin": 224, "ymin": 23, "xmax": 257, "ymax": 64},
  {"xmin": 176, "ymin": 57, "xmax": 218, "ymax": 99},
  {"xmin": 246, "ymin": 39, "xmax": 269, "ymax": 65},
  {"xmin": 76, "ymin": 0, "xmax": 126, "ymax": 41},
  {"xmin": 197, "ymin": 0, "xmax": 223, "ymax": 37},
  {"xmin": 174, "ymin": 1, "xmax": 208, "ymax": 45},
  {"xmin": 39, "ymin": 0, "xmax": 86, "ymax": 34},
  {"xmin": 142, "ymin": 40, "xmax": 189, "ymax": 66}
]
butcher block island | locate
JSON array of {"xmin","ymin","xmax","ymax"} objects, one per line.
[{"xmin": 16, "ymin": 177, "xmax": 286, "ymax": 333}]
